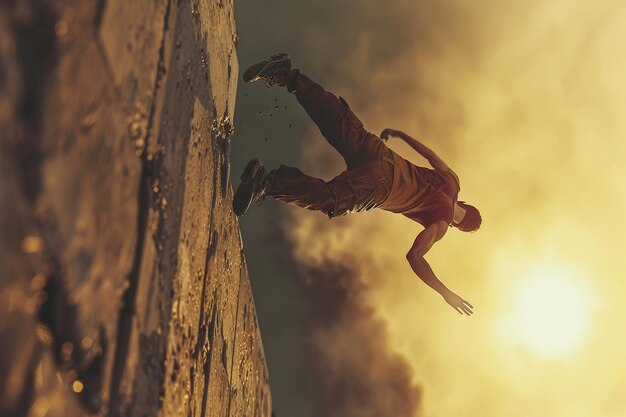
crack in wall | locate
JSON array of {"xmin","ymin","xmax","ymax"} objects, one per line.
[{"xmin": 107, "ymin": 1, "xmax": 173, "ymax": 415}]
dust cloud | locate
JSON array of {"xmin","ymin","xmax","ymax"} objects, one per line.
[{"xmin": 275, "ymin": 225, "xmax": 421, "ymax": 417}]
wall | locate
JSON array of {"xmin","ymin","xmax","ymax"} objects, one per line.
[{"xmin": 0, "ymin": 1, "xmax": 271, "ymax": 416}]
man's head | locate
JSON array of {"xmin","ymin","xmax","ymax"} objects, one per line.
[{"xmin": 454, "ymin": 201, "xmax": 482, "ymax": 232}]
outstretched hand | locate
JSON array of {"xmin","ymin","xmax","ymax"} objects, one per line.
[
  {"xmin": 442, "ymin": 290, "xmax": 474, "ymax": 316},
  {"xmin": 380, "ymin": 128, "xmax": 399, "ymax": 141}
]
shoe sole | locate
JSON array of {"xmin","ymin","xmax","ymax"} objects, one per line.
[
  {"xmin": 233, "ymin": 159, "xmax": 264, "ymax": 216},
  {"xmin": 243, "ymin": 53, "xmax": 290, "ymax": 83}
]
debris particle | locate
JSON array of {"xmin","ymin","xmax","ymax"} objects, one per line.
[
  {"xmin": 72, "ymin": 380, "xmax": 84, "ymax": 393},
  {"xmin": 199, "ymin": 49, "xmax": 208, "ymax": 69},
  {"xmin": 35, "ymin": 324, "xmax": 53, "ymax": 347},
  {"xmin": 81, "ymin": 336, "xmax": 94, "ymax": 350},
  {"xmin": 81, "ymin": 112, "xmax": 98, "ymax": 130},
  {"xmin": 30, "ymin": 274, "xmax": 48, "ymax": 291},
  {"xmin": 184, "ymin": 59, "xmax": 193, "ymax": 82},
  {"xmin": 62, "ymin": 342, "xmax": 74, "ymax": 359},
  {"xmin": 21, "ymin": 236, "xmax": 44, "ymax": 254},
  {"xmin": 55, "ymin": 20, "xmax": 68, "ymax": 40},
  {"xmin": 210, "ymin": 116, "xmax": 234, "ymax": 141},
  {"xmin": 128, "ymin": 121, "xmax": 143, "ymax": 140}
]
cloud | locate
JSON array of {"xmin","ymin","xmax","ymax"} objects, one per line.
[{"xmin": 273, "ymin": 215, "xmax": 422, "ymax": 417}]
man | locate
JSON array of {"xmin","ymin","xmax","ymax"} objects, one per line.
[{"xmin": 234, "ymin": 54, "xmax": 481, "ymax": 315}]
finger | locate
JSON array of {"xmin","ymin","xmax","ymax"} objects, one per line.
[
  {"xmin": 463, "ymin": 300, "xmax": 474, "ymax": 309},
  {"xmin": 463, "ymin": 305, "xmax": 473, "ymax": 315},
  {"xmin": 454, "ymin": 305, "xmax": 463, "ymax": 315}
]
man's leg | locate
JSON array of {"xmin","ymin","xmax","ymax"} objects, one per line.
[
  {"xmin": 243, "ymin": 55, "xmax": 376, "ymax": 168},
  {"xmin": 286, "ymin": 71, "xmax": 372, "ymax": 169},
  {"xmin": 268, "ymin": 163, "xmax": 391, "ymax": 218},
  {"xmin": 241, "ymin": 55, "xmax": 389, "ymax": 217},
  {"xmin": 267, "ymin": 165, "xmax": 336, "ymax": 216},
  {"xmin": 234, "ymin": 159, "xmax": 361, "ymax": 218}
]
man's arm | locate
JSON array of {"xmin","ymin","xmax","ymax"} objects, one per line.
[
  {"xmin": 380, "ymin": 128, "xmax": 452, "ymax": 174},
  {"xmin": 406, "ymin": 220, "xmax": 473, "ymax": 315}
]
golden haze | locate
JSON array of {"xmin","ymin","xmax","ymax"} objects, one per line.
[{"xmin": 287, "ymin": 1, "xmax": 626, "ymax": 416}]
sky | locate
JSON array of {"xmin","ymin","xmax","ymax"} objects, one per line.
[{"xmin": 231, "ymin": 1, "xmax": 626, "ymax": 416}]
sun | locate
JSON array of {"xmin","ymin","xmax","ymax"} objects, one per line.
[{"xmin": 511, "ymin": 266, "xmax": 590, "ymax": 357}]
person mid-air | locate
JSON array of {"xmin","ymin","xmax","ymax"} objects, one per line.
[{"xmin": 234, "ymin": 53, "xmax": 481, "ymax": 315}]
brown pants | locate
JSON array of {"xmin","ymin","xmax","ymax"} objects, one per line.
[{"xmin": 268, "ymin": 72, "xmax": 393, "ymax": 218}]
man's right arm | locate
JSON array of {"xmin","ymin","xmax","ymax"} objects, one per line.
[{"xmin": 380, "ymin": 128, "xmax": 452, "ymax": 173}]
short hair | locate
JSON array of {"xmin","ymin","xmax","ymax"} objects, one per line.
[{"xmin": 455, "ymin": 201, "xmax": 482, "ymax": 232}]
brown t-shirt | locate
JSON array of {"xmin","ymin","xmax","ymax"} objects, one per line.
[{"xmin": 380, "ymin": 150, "xmax": 460, "ymax": 226}]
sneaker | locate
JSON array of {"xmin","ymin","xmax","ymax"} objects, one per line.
[
  {"xmin": 243, "ymin": 53, "xmax": 292, "ymax": 87},
  {"xmin": 233, "ymin": 159, "xmax": 269, "ymax": 216}
]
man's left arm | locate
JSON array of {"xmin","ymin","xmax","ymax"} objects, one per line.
[{"xmin": 406, "ymin": 221, "xmax": 474, "ymax": 315}]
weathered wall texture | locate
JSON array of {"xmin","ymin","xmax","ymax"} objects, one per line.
[{"xmin": 0, "ymin": 1, "xmax": 271, "ymax": 417}]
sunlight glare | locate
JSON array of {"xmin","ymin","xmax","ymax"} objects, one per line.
[{"xmin": 513, "ymin": 267, "xmax": 590, "ymax": 357}]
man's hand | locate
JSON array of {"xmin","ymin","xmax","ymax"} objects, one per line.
[
  {"xmin": 442, "ymin": 290, "xmax": 474, "ymax": 316},
  {"xmin": 380, "ymin": 128, "xmax": 399, "ymax": 141}
]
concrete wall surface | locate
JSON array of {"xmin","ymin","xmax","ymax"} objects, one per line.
[{"xmin": 0, "ymin": 1, "xmax": 271, "ymax": 416}]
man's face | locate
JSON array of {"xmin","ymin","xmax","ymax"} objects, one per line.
[{"xmin": 454, "ymin": 202, "xmax": 482, "ymax": 232}]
